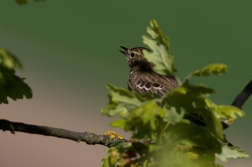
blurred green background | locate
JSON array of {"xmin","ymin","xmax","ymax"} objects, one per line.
[{"xmin": 1, "ymin": 1, "xmax": 251, "ymax": 166}]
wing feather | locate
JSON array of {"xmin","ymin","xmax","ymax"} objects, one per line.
[{"xmin": 128, "ymin": 70, "xmax": 178, "ymax": 96}]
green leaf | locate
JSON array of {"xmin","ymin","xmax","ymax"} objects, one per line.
[
  {"xmin": 142, "ymin": 20, "xmax": 177, "ymax": 76},
  {"xmin": 100, "ymin": 147, "xmax": 121, "ymax": 167},
  {"xmin": 110, "ymin": 119, "xmax": 126, "ymax": 129},
  {"xmin": 101, "ymin": 84, "xmax": 155, "ymax": 117},
  {"xmin": 206, "ymin": 100, "xmax": 245, "ymax": 120},
  {"xmin": 168, "ymin": 80, "xmax": 215, "ymax": 111},
  {"xmin": 162, "ymin": 121, "xmax": 223, "ymax": 163},
  {"xmin": 125, "ymin": 101, "xmax": 166, "ymax": 139},
  {"xmin": 5, "ymin": 75, "xmax": 32, "ymax": 100},
  {"xmin": 205, "ymin": 99, "xmax": 245, "ymax": 127},
  {"xmin": 167, "ymin": 80, "xmax": 223, "ymax": 139},
  {"xmin": 190, "ymin": 64, "xmax": 228, "ymax": 77},
  {"xmin": 215, "ymin": 105, "xmax": 245, "ymax": 119},
  {"xmin": 0, "ymin": 72, "xmax": 32, "ymax": 104},
  {"xmin": 0, "ymin": 48, "xmax": 22, "ymax": 69},
  {"xmin": 163, "ymin": 106, "xmax": 184, "ymax": 125},
  {"xmin": 0, "ymin": 48, "xmax": 33, "ymax": 104},
  {"xmin": 195, "ymin": 109, "xmax": 223, "ymax": 140},
  {"xmin": 216, "ymin": 145, "xmax": 249, "ymax": 162}
]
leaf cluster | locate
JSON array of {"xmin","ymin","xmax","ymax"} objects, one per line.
[
  {"xmin": 100, "ymin": 20, "xmax": 248, "ymax": 167},
  {"xmin": 0, "ymin": 48, "xmax": 32, "ymax": 103}
]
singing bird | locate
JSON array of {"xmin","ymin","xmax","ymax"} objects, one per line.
[
  {"xmin": 119, "ymin": 46, "xmax": 178, "ymax": 97},
  {"xmin": 119, "ymin": 46, "xmax": 232, "ymax": 145},
  {"xmin": 119, "ymin": 46, "xmax": 231, "ymax": 131}
]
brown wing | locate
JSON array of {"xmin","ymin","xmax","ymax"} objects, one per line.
[{"xmin": 128, "ymin": 70, "xmax": 178, "ymax": 96}]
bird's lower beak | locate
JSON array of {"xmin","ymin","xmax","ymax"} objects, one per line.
[{"xmin": 119, "ymin": 46, "xmax": 128, "ymax": 55}]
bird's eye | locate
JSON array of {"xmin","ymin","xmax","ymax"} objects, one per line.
[{"xmin": 130, "ymin": 53, "xmax": 135, "ymax": 57}]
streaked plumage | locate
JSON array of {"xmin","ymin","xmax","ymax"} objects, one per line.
[{"xmin": 119, "ymin": 46, "xmax": 178, "ymax": 96}]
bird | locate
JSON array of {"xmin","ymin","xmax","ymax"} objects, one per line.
[
  {"xmin": 119, "ymin": 46, "xmax": 232, "ymax": 145},
  {"xmin": 119, "ymin": 46, "xmax": 179, "ymax": 97}
]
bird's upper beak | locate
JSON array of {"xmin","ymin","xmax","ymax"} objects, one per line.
[{"xmin": 119, "ymin": 46, "xmax": 128, "ymax": 55}]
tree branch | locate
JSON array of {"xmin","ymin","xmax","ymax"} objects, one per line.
[
  {"xmin": 0, "ymin": 119, "xmax": 125, "ymax": 147},
  {"xmin": 221, "ymin": 79, "xmax": 252, "ymax": 129},
  {"xmin": 1, "ymin": 80, "xmax": 251, "ymax": 146},
  {"xmin": 231, "ymin": 79, "xmax": 252, "ymax": 109}
]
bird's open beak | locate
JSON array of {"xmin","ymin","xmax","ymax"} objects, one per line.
[{"xmin": 119, "ymin": 46, "xmax": 128, "ymax": 55}]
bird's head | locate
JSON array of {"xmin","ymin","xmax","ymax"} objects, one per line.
[{"xmin": 119, "ymin": 46, "xmax": 152, "ymax": 68}]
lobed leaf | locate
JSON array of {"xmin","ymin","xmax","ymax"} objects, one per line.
[
  {"xmin": 0, "ymin": 48, "xmax": 22, "ymax": 69},
  {"xmin": 110, "ymin": 119, "xmax": 126, "ymax": 129},
  {"xmin": 142, "ymin": 20, "xmax": 177, "ymax": 76},
  {"xmin": 167, "ymin": 121, "xmax": 222, "ymax": 150},
  {"xmin": 204, "ymin": 99, "xmax": 245, "ymax": 127},
  {"xmin": 190, "ymin": 64, "xmax": 228, "ymax": 77},
  {"xmin": 101, "ymin": 84, "xmax": 156, "ymax": 117},
  {"xmin": 124, "ymin": 101, "xmax": 166, "ymax": 139},
  {"xmin": 0, "ymin": 48, "xmax": 32, "ymax": 103},
  {"xmin": 216, "ymin": 145, "xmax": 249, "ymax": 162},
  {"xmin": 0, "ymin": 71, "xmax": 32, "ymax": 104},
  {"xmin": 163, "ymin": 106, "xmax": 184, "ymax": 125},
  {"xmin": 214, "ymin": 105, "xmax": 245, "ymax": 119},
  {"xmin": 158, "ymin": 121, "xmax": 223, "ymax": 167},
  {"xmin": 168, "ymin": 80, "xmax": 215, "ymax": 111},
  {"xmin": 167, "ymin": 80, "xmax": 224, "ymax": 139}
]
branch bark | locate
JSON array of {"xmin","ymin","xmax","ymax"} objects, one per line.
[
  {"xmin": 231, "ymin": 79, "xmax": 252, "ymax": 109},
  {"xmin": 221, "ymin": 79, "xmax": 252, "ymax": 129},
  {"xmin": 0, "ymin": 119, "xmax": 125, "ymax": 147}
]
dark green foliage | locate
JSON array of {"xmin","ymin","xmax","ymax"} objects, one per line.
[
  {"xmin": 0, "ymin": 48, "xmax": 32, "ymax": 104},
  {"xmin": 100, "ymin": 20, "xmax": 248, "ymax": 167},
  {"xmin": 15, "ymin": 0, "xmax": 45, "ymax": 5}
]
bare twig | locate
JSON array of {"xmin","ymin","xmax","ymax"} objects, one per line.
[{"xmin": 0, "ymin": 119, "xmax": 125, "ymax": 147}]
